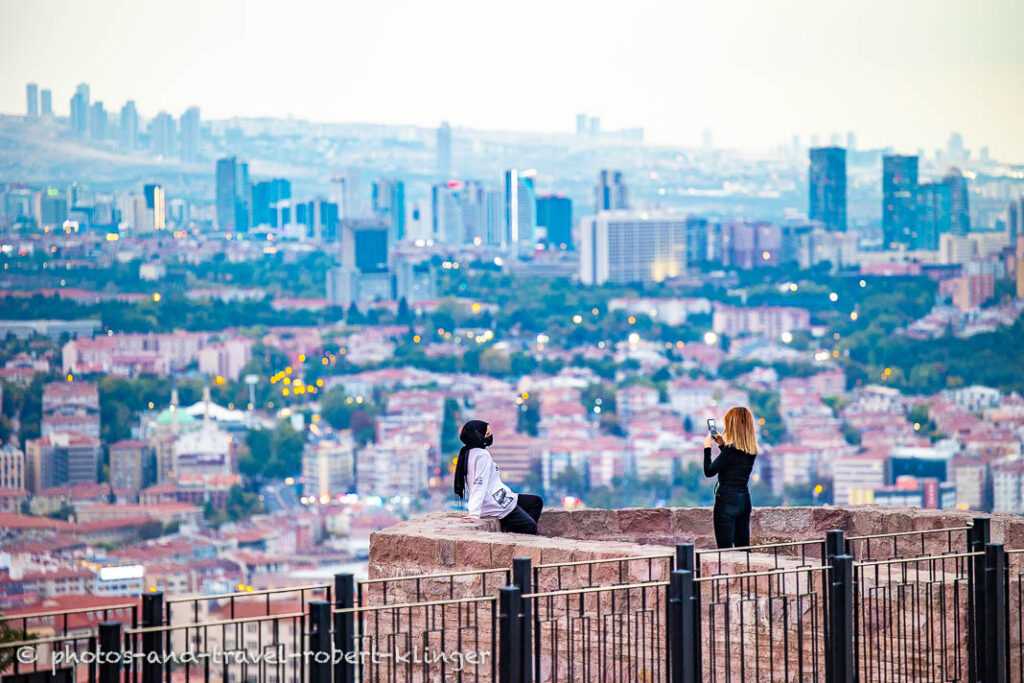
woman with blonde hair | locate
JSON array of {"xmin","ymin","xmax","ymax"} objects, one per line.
[{"xmin": 703, "ymin": 406, "xmax": 758, "ymax": 548}]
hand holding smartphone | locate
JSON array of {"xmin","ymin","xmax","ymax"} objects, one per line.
[{"xmin": 707, "ymin": 418, "xmax": 724, "ymax": 445}]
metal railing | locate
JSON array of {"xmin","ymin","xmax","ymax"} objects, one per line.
[
  {"xmin": 695, "ymin": 563, "xmax": 831, "ymax": 681},
  {"xmin": 3, "ymin": 516, "xmax": 1022, "ymax": 683},
  {"xmin": 846, "ymin": 524, "xmax": 973, "ymax": 560},
  {"xmin": 333, "ymin": 593, "xmax": 499, "ymax": 683},
  {"xmin": 853, "ymin": 551, "xmax": 977, "ymax": 681},
  {"xmin": 357, "ymin": 566, "xmax": 511, "ymax": 606}
]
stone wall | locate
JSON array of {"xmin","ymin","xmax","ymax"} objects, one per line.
[
  {"xmin": 370, "ymin": 505, "xmax": 1024, "ymax": 579},
  {"xmin": 365, "ymin": 507, "xmax": 1024, "ymax": 681}
]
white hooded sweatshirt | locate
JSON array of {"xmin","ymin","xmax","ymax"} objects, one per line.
[{"xmin": 464, "ymin": 447, "xmax": 518, "ymax": 519}]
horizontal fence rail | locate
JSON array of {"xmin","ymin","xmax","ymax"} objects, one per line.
[
  {"xmin": 3, "ymin": 516, "xmax": 1023, "ymax": 683},
  {"xmin": 845, "ymin": 525, "xmax": 973, "ymax": 561}
]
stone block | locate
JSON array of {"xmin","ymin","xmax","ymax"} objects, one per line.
[
  {"xmin": 671, "ymin": 507, "xmax": 713, "ymax": 541},
  {"xmin": 617, "ymin": 507, "xmax": 673, "ymax": 534},
  {"xmin": 453, "ymin": 538, "xmax": 494, "ymax": 568},
  {"xmin": 809, "ymin": 506, "xmax": 852, "ymax": 535},
  {"xmin": 751, "ymin": 506, "xmax": 812, "ymax": 541}
]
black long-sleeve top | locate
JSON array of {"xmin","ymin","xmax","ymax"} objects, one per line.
[{"xmin": 703, "ymin": 444, "xmax": 757, "ymax": 492}]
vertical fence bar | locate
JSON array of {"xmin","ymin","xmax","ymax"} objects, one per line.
[
  {"xmin": 824, "ymin": 530, "xmax": 843, "ymax": 683},
  {"xmin": 970, "ymin": 517, "xmax": 991, "ymax": 682},
  {"xmin": 512, "ymin": 557, "xmax": 533, "ymax": 683},
  {"xmin": 140, "ymin": 592, "xmax": 163, "ymax": 683},
  {"xmin": 669, "ymin": 569, "xmax": 698, "ymax": 683},
  {"xmin": 308, "ymin": 600, "xmax": 331, "ymax": 683},
  {"xmin": 333, "ymin": 573, "xmax": 356, "ymax": 683},
  {"xmin": 825, "ymin": 530, "xmax": 844, "ymax": 564},
  {"xmin": 984, "ymin": 543, "xmax": 1007, "ymax": 683},
  {"xmin": 675, "ymin": 542, "xmax": 700, "ymax": 681},
  {"xmin": 98, "ymin": 621, "xmax": 121, "ymax": 683},
  {"xmin": 674, "ymin": 543, "xmax": 694, "ymax": 573},
  {"xmin": 829, "ymin": 554, "xmax": 854, "ymax": 683},
  {"xmin": 498, "ymin": 585, "xmax": 523, "ymax": 683}
]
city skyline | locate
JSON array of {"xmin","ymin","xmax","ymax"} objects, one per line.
[{"xmin": 2, "ymin": 0, "xmax": 1023, "ymax": 159}]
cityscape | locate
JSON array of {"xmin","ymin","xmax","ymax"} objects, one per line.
[{"xmin": 0, "ymin": 3, "xmax": 1023, "ymax": 677}]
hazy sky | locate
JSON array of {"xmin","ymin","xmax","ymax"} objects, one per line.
[{"xmin": 2, "ymin": 0, "xmax": 1023, "ymax": 159}]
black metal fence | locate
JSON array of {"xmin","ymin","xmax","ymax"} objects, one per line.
[{"xmin": 3, "ymin": 516, "xmax": 1023, "ymax": 683}]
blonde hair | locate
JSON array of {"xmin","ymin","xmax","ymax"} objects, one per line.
[{"xmin": 722, "ymin": 406, "xmax": 758, "ymax": 455}]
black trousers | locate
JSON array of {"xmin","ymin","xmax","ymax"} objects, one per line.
[
  {"xmin": 713, "ymin": 488, "xmax": 751, "ymax": 549},
  {"xmin": 499, "ymin": 493, "xmax": 544, "ymax": 535}
]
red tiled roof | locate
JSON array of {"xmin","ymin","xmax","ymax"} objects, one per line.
[{"xmin": 0, "ymin": 513, "xmax": 74, "ymax": 531}]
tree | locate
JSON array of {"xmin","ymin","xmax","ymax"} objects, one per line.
[
  {"xmin": 138, "ymin": 519, "xmax": 165, "ymax": 540},
  {"xmin": 0, "ymin": 617, "xmax": 29, "ymax": 669},
  {"xmin": 551, "ymin": 464, "xmax": 587, "ymax": 497},
  {"xmin": 270, "ymin": 421, "xmax": 304, "ymax": 477},
  {"xmin": 517, "ymin": 396, "xmax": 540, "ymax": 436},
  {"xmin": 242, "ymin": 429, "xmax": 272, "ymax": 476},
  {"xmin": 479, "ymin": 348, "xmax": 511, "ymax": 376},
  {"xmin": 442, "ymin": 398, "xmax": 462, "ymax": 453},
  {"xmin": 396, "ymin": 297, "xmax": 412, "ymax": 324},
  {"xmin": 225, "ymin": 485, "xmax": 263, "ymax": 521},
  {"xmin": 320, "ymin": 388, "xmax": 353, "ymax": 430}
]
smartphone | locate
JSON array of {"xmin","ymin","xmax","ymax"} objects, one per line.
[{"xmin": 707, "ymin": 419, "xmax": 718, "ymax": 437}]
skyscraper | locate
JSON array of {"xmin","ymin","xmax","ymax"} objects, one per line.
[
  {"xmin": 88, "ymin": 102, "xmax": 107, "ymax": 140},
  {"xmin": 913, "ymin": 182, "xmax": 950, "ymax": 251},
  {"xmin": 69, "ymin": 84, "xmax": 90, "ymax": 135},
  {"xmin": 215, "ymin": 157, "xmax": 250, "ymax": 232},
  {"xmin": 331, "ymin": 169, "xmax": 365, "ymax": 219},
  {"xmin": 251, "ymin": 178, "xmax": 292, "ymax": 227},
  {"xmin": 1007, "ymin": 199, "xmax": 1024, "ymax": 243},
  {"xmin": 505, "ymin": 169, "xmax": 537, "ymax": 256},
  {"xmin": 432, "ymin": 181, "xmax": 467, "ymax": 245},
  {"xmin": 433, "ymin": 180, "xmax": 488, "ymax": 246},
  {"xmin": 150, "ymin": 112, "xmax": 175, "ymax": 158},
  {"xmin": 580, "ymin": 211, "xmax": 690, "ymax": 285},
  {"xmin": 341, "ymin": 219, "xmax": 390, "ymax": 273},
  {"xmin": 484, "ymin": 189, "xmax": 505, "ymax": 247},
  {"xmin": 437, "ymin": 122, "xmax": 452, "ymax": 180},
  {"xmin": 536, "ymin": 195, "xmax": 573, "ymax": 249},
  {"xmin": 576, "ymin": 114, "xmax": 587, "ymax": 135},
  {"xmin": 180, "ymin": 107, "xmax": 200, "ymax": 163},
  {"xmin": 26, "ymin": 83, "xmax": 38, "ymax": 117},
  {"xmin": 947, "ymin": 132, "xmax": 966, "ymax": 164},
  {"xmin": 295, "ymin": 198, "xmax": 339, "ymax": 240},
  {"xmin": 595, "ymin": 170, "xmax": 629, "ymax": 213},
  {"xmin": 143, "ymin": 184, "xmax": 166, "ymax": 232},
  {"xmin": 944, "ymin": 168, "xmax": 971, "ymax": 235},
  {"xmin": 40, "ymin": 89, "xmax": 52, "ymax": 116},
  {"xmin": 882, "ymin": 155, "xmax": 919, "ymax": 249},
  {"xmin": 808, "ymin": 147, "xmax": 847, "ymax": 231},
  {"xmin": 120, "ymin": 101, "xmax": 138, "ymax": 151},
  {"xmin": 372, "ymin": 178, "xmax": 406, "ymax": 242}
]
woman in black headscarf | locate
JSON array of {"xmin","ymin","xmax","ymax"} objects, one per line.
[{"xmin": 454, "ymin": 419, "xmax": 544, "ymax": 534}]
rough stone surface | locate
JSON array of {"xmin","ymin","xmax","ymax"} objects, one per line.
[{"xmin": 361, "ymin": 506, "xmax": 1024, "ymax": 681}]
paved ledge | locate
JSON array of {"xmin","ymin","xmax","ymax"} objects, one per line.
[{"xmin": 369, "ymin": 506, "xmax": 1024, "ymax": 583}]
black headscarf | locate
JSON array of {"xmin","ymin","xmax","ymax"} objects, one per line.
[{"xmin": 453, "ymin": 419, "xmax": 490, "ymax": 499}]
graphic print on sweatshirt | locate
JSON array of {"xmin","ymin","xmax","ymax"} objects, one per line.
[{"xmin": 491, "ymin": 487, "xmax": 513, "ymax": 508}]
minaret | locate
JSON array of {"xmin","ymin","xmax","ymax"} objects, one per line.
[
  {"xmin": 170, "ymin": 385, "xmax": 180, "ymax": 434},
  {"xmin": 203, "ymin": 383, "xmax": 212, "ymax": 427}
]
